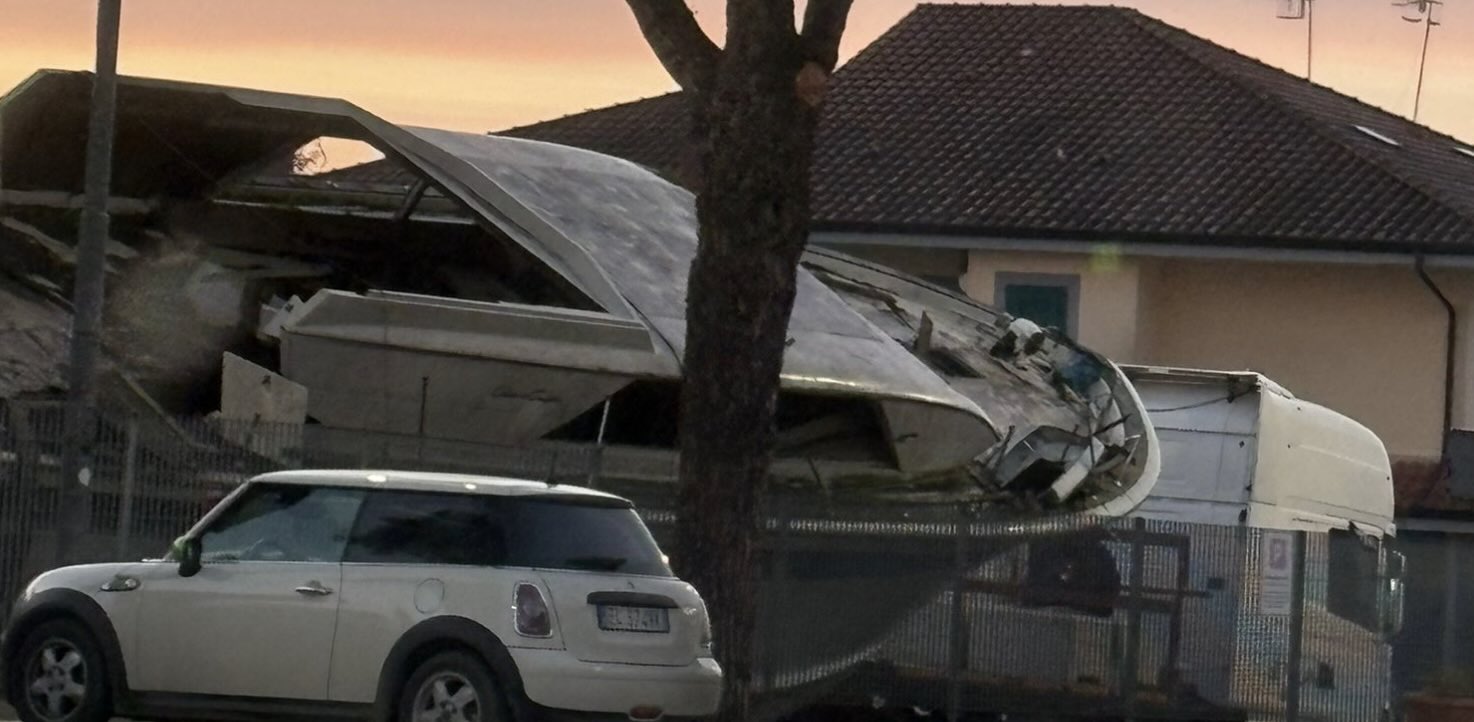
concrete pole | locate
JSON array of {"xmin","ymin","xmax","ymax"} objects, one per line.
[{"xmin": 56, "ymin": 0, "xmax": 123, "ymax": 567}]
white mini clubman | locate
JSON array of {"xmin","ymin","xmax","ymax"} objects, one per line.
[{"xmin": 1, "ymin": 470, "xmax": 721, "ymax": 722}]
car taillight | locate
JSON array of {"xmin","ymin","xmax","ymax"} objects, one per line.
[
  {"xmin": 514, "ymin": 582, "xmax": 552, "ymax": 638},
  {"xmin": 700, "ymin": 610, "xmax": 714, "ymax": 655}
]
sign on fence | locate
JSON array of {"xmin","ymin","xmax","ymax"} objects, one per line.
[{"xmin": 1259, "ymin": 530, "xmax": 1296, "ymax": 616}]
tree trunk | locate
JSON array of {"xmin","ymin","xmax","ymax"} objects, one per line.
[{"xmin": 672, "ymin": 20, "xmax": 820, "ymax": 722}]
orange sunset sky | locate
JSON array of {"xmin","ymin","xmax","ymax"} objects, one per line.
[{"xmin": 1, "ymin": 0, "xmax": 1471, "ymax": 144}]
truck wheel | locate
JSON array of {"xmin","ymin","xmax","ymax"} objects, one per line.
[
  {"xmin": 398, "ymin": 650, "xmax": 507, "ymax": 722},
  {"xmin": 12, "ymin": 619, "xmax": 112, "ymax": 722}
]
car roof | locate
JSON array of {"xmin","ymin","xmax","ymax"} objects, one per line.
[{"xmin": 248, "ymin": 469, "xmax": 632, "ymax": 505}]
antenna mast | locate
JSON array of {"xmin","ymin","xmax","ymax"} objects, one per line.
[
  {"xmin": 1396, "ymin": 0, "xmax": 1443, "ymax": 122},
  {"xmin": 1276, "ymin": 0, "xmax": 1315, "ymax": 80}
]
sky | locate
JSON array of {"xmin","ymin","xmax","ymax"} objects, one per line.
[{"xmin": 0, "ymin": 0, "xmax": 1471, "ymax": 145}]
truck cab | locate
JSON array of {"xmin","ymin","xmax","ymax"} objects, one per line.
[{"xmin": 1123, "ymin": 365, "xmax": 1396, "ymax": 537}]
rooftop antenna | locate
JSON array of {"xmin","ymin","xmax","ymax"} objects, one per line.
[
  {"xmin": 1276, "ymin": 0, "xmax": 1315, "ymax": 80},
  {"xmin": 1396, "ymin": 0, "xmax": 1443, "ymax": 122}
]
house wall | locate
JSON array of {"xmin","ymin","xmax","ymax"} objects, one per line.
[
  {"xmin": 814, "ymin": 237, "xmax": 1474, "ymax": 464},
  {"xmin": 961, "ymin": 249, "xmax": 1143, "ymax": 361},
  {"xmin": 1138, "ymin": 259, "xmax": 1467, "ymax": 462},
  {"xmin": 957, "ymin": 246, "xmax": 1474, "ymax": 463},
  {"xmin": 832, "ymin": 244, "xmax": 968, "ymax": 283}
]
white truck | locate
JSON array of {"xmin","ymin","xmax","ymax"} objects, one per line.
[
  {"xmin": 874, "ymin": 366, "xmax": 1406, "ymax": 722},
  {"xmin": 1122, "ymin": 365, "xmax": 1405, "ymax": 721}
]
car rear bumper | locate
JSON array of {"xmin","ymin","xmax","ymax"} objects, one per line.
[{"xmin": 510, "ymin": 648, "xmax": 721, "ymax": 719}]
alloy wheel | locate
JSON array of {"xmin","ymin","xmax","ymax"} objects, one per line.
[
  {"xmin": 411, "ymin": 670, "xmax": 480, "ymax": 722},
  {"xmin": 24, "ymin": 638, "xmax": 87, "ymax": 722}
]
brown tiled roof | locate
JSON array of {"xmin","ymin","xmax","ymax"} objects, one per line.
[
  {"xmin": 809, "ymin": 3, "xmax": 1474, "ymax": 250},
  {"xmin": 352, "ymin": 3, "xmax": 1474, "ymax": 253},
  {"xmin": 499, "ymin": 93, "xmax": 689, "ymax": 181}
]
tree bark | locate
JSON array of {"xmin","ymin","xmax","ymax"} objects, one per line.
[
  {"xmin": 623, "ymin": 3, "xmax": 852, "ymax": 720},
  {"xmin": 676, "ymin": 47, "xmax": 815, "ymax": 722}
]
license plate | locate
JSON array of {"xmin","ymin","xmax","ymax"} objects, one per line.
[{"xmin": 596, "ymin": 605, "xmax": 670, "ymax": 633}]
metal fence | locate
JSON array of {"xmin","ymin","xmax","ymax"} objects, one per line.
[{"xmin": 1, "ymin": 400, "xmax": 1403, "ymax": 722}]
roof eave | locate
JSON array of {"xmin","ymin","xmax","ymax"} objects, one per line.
[{"xmin": 810, "ymin": 219, "xmax": 1474, "ymax": 262}]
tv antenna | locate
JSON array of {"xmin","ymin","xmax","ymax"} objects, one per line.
[
  {"xmin": 1395, "ymin": 0, "xmax": 1443, "ymax": 122},
  {"xmin": 1276, "ymin": 0, "xmax": 1315, "ymax": 80}
]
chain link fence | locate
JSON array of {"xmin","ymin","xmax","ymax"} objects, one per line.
[{"xmin": 1, "ymin": 400, "xmax": 1404, "ymax": 721}]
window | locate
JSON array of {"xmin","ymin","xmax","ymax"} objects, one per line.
[
  {"xmin": 501, "ymin": 500, "xmax": 671, "ymax": 577},
  {"xmin": 1327, "ymin": 528, "xmax": 1381, "ymax": 633},
  {"xmin": 995, "ymin": 272, "xmax": 1079, "ymax": 338},
  {"xmin": 345, "ymin": 490, "xmax": 508, "ymax": 566},
  {"xmin": 345, "ymin": 491, "xmax": 672, "ymax": 577},
  {"xmin": 200, "ymin": 483, "xmax": 365, "ymax": 563}
]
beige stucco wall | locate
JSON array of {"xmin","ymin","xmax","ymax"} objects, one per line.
[
  {"xmin": 961, "ymin": 250, "xmax": 1143, "ymax": 361},
  {"xmin": 825, "ymin": 242, "xmax": 1474, "ymax": 462},
  {"xmin": 827, "ymin": 244, "xmax": 968, "ymax": 280},
  {"xmin": 1137, "ymin": 260, "xmax": 1474, "ymax": 462},
  {"xmin": 953, "ymin": 249, "xmax": 1474, "ymax": 462}
]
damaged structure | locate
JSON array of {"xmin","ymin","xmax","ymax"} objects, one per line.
[
  {"xmin": 0, "ymin": 70, "xmax": 1178, "ymax": 699},
  {"xmin": 0, "ymin": 69, "xmax": 1161, "ymax": 512}
]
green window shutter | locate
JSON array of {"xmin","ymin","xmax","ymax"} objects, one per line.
[{"xmin": 1003, "ymin": 284, "xmax": 1069, "ymax": 333}]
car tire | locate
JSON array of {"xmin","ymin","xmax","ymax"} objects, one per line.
[
  {"xmin": 398, "ymin": 650, "xmax": 507, "ymax": 722},
  {"xmin": 10, "ymin": 619, "xmax": 112, "ymax": 722}
]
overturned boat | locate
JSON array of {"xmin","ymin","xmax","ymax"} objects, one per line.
[{"xmin": 0, "ymin": 70, "xmax": 1160, "ymax": 698}]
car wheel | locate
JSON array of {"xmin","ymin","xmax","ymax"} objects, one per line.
[
  {"xmin": 11, "ymin": 619, "xmax": 111, "ymax": 722},
  {"xmin": 398, "ymin": 650, "xmax": 506, "ymax": 722}
]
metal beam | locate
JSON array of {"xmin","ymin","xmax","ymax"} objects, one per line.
[{"xmin": 0, "ymin": 189, "xmax": 154, "ymax": 215}]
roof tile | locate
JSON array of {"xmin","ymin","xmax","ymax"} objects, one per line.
[{"xmin": 325, "ymin": 4, "xmax": 1474, "ymax": 252}]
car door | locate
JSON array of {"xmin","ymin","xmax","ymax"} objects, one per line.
[{"xmin": 132, "ymin": 482, "xmax": 366, "ymax": 700}]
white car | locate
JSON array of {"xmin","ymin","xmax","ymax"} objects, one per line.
[{"xmin": 0, "ymin": 470, "xmax": 721, "ymax": 722}]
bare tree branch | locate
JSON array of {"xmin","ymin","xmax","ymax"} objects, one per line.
[
  {"xmin": 799, "ymin": 0, "xmax": 854, "ymax": 70},
  {"xmin": 624, "ymin": 0, "xmax": 721, "ymax": 92}
]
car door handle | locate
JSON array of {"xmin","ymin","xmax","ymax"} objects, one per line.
[{"xmin": 295, "ymin": 582, "xmax": 334, "ymax": 596}]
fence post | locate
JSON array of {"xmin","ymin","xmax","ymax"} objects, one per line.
[
  {"xmin": 1443, "ymin": 539, "xmax": 1460, "ymax": 672},
  {"xmin": 1122, "ymin": 517, "xmax": 1148, "ymax": 722},
  {"xmin": 115, "ymin": 414, "xmax": 138, "ymax": 561},
  {"xmin": 757, "ymin": 495, "xmax": 792, "ymax": 699},
  {"xmin": 947, "ymin": 505, "xmax": 970, "ymax": 722},
  {"xmin": 1285, "ymin": 530, "xmax": 1308, "ymax": 722}
]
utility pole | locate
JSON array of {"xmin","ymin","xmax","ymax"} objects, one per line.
[{"xmin": 56, "ymin": 0, "xmax": 123, "ymax": 567}]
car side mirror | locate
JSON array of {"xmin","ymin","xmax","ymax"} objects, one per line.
[{"xmin": 173, "ymin": 536, "xmax": 202, "ymax": 578}]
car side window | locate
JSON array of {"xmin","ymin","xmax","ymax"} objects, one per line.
[
  {"xmin": 199, "ymin": 483, "xmax": 365, "ymax": 563},
  {"xmin": 345, "ymin": 490, "xmax": 507, "ymax": 566}
]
